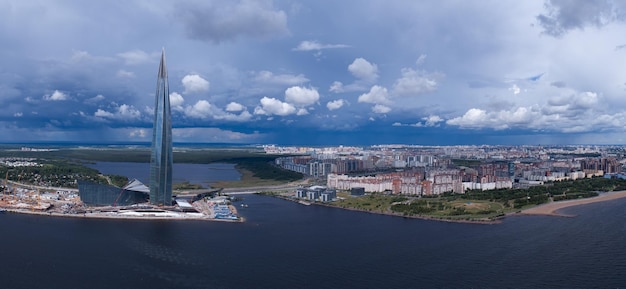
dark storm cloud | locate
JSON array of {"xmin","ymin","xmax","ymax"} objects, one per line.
[
  {"xmin": 176, "ymin": 0, "xmax": 289, "ymax": 43},
  {"xmin": 537, "ymin": 0, "xmax": 623, "ymax": 37}
]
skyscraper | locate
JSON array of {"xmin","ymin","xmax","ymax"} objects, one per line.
[{"xmin": 149, "ymin": 49, "xmax": 173, "ymax": 206}]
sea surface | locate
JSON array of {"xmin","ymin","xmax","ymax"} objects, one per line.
[
  {"xmin": 85, "ymin": 162, "xmax": 241, "ymax": 188},
  {"xmin": 1, "ymin": 194, "xmax": 625, "ymax": 289}
]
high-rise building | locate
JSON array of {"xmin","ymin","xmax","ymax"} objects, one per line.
[{"xmin": 149, "ymin": 49, "xmax": 173, "ymax": 206}]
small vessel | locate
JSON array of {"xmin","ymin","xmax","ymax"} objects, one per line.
[
  {"xmin": 298, "ymin": 200, "xmax": 311, "ymax": 206},
  {"xmin": 0, "ymin": 209, "xmax": 6, "ymax": 213},
  {"xmin": 240, "ymin": 204, "xmax": 248, "ymax": 208}
]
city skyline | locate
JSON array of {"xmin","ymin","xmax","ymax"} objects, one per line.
[
  {"xmin": 149, "ymin": 50, "xmax": 173, "ymax": 206},
  {"xmin": 1, "ymin": 1, "xmax": 626, "ymax": 145}
]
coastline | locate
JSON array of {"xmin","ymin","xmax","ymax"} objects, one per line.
[
  {"xmin": 262, "ymin": 190, "xmax": 626, "ymax": 224},
  {"xmin": 2, "ymin": 208, "xmax": 244, "ymax": 222},
  {"xmin": 264, "ymin": 194, "xmax": 501, "ymax": 225},
  {"xmin": 520, "ymin": 190, "xmax": 626, "ymax": 217}
]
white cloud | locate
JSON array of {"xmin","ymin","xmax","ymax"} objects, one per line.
[
  {"xmin": 117, "ymin": 49, "xmax": 155, "ymax": 65},
  {"xmin": 416, "ymin": 54, "xmax": 427, "ymax": 65},
  {"xmin": 183, "ymin": 100, "xmax": 252, "ymax": 122},
  {"xmin": 169, "ymin": 92, "xmax": 185, "ymax": 110},
  {"xmin": 226, "ymin": 102, "xmax": 245, "ymax": 112},
  {"xmin": 14, "ymin": 112, "xmax": 23, "ymax": 117},
  {"xmin": 293, "ymin": 40, "xmax": 350, "ymax": 51},
  {"xmin": 326, "ymin": 99, "xmax": 345, "ymax": 111},
  {"xmin": 509, "ymin": 84, "xmax": 521, "ymax": 95},
  {"xmin": 185, "ymin": 100, "xmax": 213, "ymax": 119},
  {"xmin": 296, "ymin": 108, "xmax": 309, "ymax": 116},
  {"xmin": 182, "ymin": 74, "xmax": 210, "ymax": 94},
  {"xmin": 85, "ymin": 94, "xmax": 105, "ymax": 104},
  {"xmin": 117, "ymin": 69, "xmax": 135, "ymax": 78},
  {"xmin": 94, "ymin": 104, "xmax": 141, "ymax": 121},
  {"xmin": 372, "ymin": 104, "xmax": 391, "ymax": 114},
  {"xmin": 129, "ymin": 129, "xmax": 147, "ymax": 138},
  {"xmin": 284, "ymin": 86, "xmax": 320, "ymax": 107},
  {"xmin": 44, "ymin": 90, "xmax": 68, "ymax": 101},
  {"xmin": 348, "ymin": 58, "xmax": 378, "ymax": 81},
  {"xmin": 392, "ymin": 68, "xmax": 439, "ymax": 96},
  {"xmin": 254, "ymin": 96, "xmax": 296, "ymax": 116},
  {"xmin": 446, "ymin": 92, "xmax": 620, "ymax": 133},
  {"xmin": 329, "ymin": 81, "xmax": 344, "ymax": 93},
  {"xmin": 253, "ymin": 70, "xmax": 308, "ymax": 85},
  {"xmin": 358, "ymin": 85, "xmax": 390, "ymax": 105},
  {"xmin": 94, "ymin": 109, "xmax": 114, "ymax": 118}
]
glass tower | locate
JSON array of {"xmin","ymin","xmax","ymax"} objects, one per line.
[{"xmin": 149, "ymin": 49, "xmax": 173, "ymax": 206}]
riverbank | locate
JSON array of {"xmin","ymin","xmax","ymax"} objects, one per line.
[{"xmin": 520, "ymin": 190, "xmax": 626, "ymax": 216}]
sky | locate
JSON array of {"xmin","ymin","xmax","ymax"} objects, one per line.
[{"xmin": 2, "ymin": 0, "xmax": 626, "ymax": 146}]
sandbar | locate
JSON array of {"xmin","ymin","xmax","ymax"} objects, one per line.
[{"xmin": 520, "ymin": 190, "xmax": 626, "ymax": 216}]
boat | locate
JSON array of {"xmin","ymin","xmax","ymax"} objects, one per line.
[
  {"xmin": 240, "ymin": 204, "xmax": 248, "ymax": 208},
  {"xmin": 0, "ymin": 209, "xmax": 6, "ymax": 213},
  {"xmin": 297, "ymin": 200, "xmax": 311, "ymax": 206}
]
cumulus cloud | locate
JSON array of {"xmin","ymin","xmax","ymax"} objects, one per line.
[
  {"xmin": 177, "ymin": 1, "xmax": 288, "ymax": 43},
  {"xmin": 358, "ymin": 85, "xmax": 390, "ymax": 105},
  {"xmin": 14, "ymin": 112, "xmax": 23, "ymax": 117},
  {"xmin": 537, "ymin": 0, "xmax": 624, "ymax": 37},
  {"xmin": 254, "ymin": 96, "xmax": 296, "ymax": 116},
  {"xmin": 129, "ymin": 129, "xmax": 147, "ymax": 138},
  {"xmin": 446, "ymin": 91, "xmax": 617, "ymax": 132},
  {"xmin": 393, "ymin": 115, "xmax": 444, "ymax": 127},
  {"xmin": 293, "ymin": 40, "xmax": 350, "ymax": 51},
  {"xmin": 85, "ymin": 94, "xmax": 105, "ymax": 104},
  {"xmin": 348, "ymin": 58, "xmax": 378, "ymax": 81},
  {"xmin": 392, "ymin": 68, "xmax": 440, "ymax": 96},
  {"xmin": 253, "ymin": 70, "xmax": 308, "ymax": 85},
  {"xmin": 94, "ymin": 104, "xmax": 141, "ymax": 121},
  {"xmin": 329, "ymin": 81, "xmax": 344, "ymax": 93},
  {"xmin": 296, "ymin": 108, "xmax": 309, "ymax": 116},
  {"xmin": 226, "ymin": 102, "xmax": 245, "ymax": 112},
  {"xmin": 43, "ymin": 90, "xmax": 68, "ymax": 101},
  {"xmin": 169, "ymin": 92, "xmax": 185, "ymax": 110},
  {"xmin": 184, "ymin": 100, "xmax": 251, "ymax": 121},
  {"xmin": 284, "ymin": 86, "xmax": 319, "ymax": 107},
  {"xmin": 182, "ymin": 74, "xmax": 210, "ymax": 94},
  {"xmin": 326, "ymin": 99, "xmax": 345, "ymax": 111},
  {"xmin": 372, "ymin": 104, "xmax": 391, "ymax": 114},
  {"xmin": 184, "ymin": 100, "xmax": 212, "ymax": 118}
]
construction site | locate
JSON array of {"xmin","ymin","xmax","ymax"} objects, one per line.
[{"xmin": 0, "ymin": 175, "xmax": 241, "ymax": 221}]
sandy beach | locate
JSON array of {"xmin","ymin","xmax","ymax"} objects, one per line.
[{"xmin": 520, "ymin": 191, "xmax": 626, "ymax": 216}]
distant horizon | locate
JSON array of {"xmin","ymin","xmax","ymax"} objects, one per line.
[{"xmin": 2, "ymin": 141, "xmax": 626, "ymax": 148}]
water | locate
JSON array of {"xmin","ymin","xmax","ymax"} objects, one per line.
[
  {"xmin": 85, "ymin": 162, "xmax": 241, "ymax": 187},
  {"xmin": 1, "ymin": 195, "xmax": 625, "ymax": 289}
]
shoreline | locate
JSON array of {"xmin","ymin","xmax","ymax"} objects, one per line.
[
  {"xmin": 265, "ymin": 194, "xmax": 501, "ymax": 225},
  {"xmin": 2, "ymin": 208, "xmax": 244, "ymax": 222},
  {"xmin": 263, "ymin": 190, "xmax": 626, "ymax": 224},
  {"xmin": 519, "ymin": 190, "xmax": 626, "ymax": 217}
]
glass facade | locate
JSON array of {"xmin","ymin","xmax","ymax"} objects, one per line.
[
  {"xmin": 149, "ymin": 50, "xmax": 173, "ymax": 206},
  {"xmin": 77, "ymin": 180, "xmax": 148, "ymax": 206}
]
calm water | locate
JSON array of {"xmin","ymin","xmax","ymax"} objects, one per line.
[
  {"xmin": 85, "ymin": 162, "xmax": 241, "ymax": 187},
  {"xmin": 1, "ymin": 195, "xmax": 625, "ymax": 289}
]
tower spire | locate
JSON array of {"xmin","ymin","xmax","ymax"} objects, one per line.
[{"xmin": 150, "ymin": 48, "xmax": 173, "ymax": 206}]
